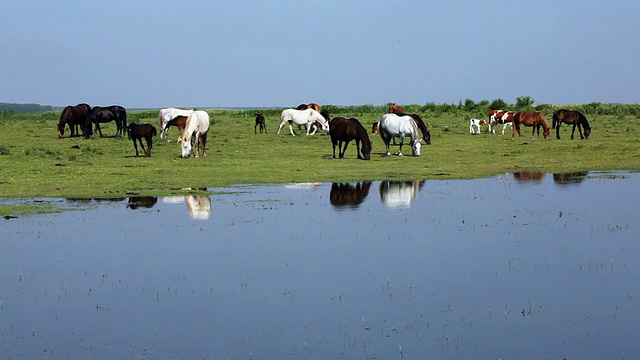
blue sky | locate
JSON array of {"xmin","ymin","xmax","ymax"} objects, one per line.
[{"xmin": 1, "ymin": 1, "xmax": 638, "ymax": 108}]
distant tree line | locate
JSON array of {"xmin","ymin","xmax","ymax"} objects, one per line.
[{"xmin": 0, "ymin": 103, "xmax": 53, "ymax": 113}]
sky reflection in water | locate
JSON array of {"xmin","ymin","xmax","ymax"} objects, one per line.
[{"xmin": 0, "ymin": 171, "xmax": 638, "ymax": 359}]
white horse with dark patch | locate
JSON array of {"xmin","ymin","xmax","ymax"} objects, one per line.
[
  {"xmin": 181, "ymin": 110, "xmax": 210, "ymax": 158},
  {"xmin": 157, "ymin": 107, "xmax": 194, "ymax": 141},
  {"xmin": 276, "ymin": 108, "xmax": 329, "ymax": 136},
  {"xmin": 378, "ymin": 113, "xmax": 422, "ymax": 156}
]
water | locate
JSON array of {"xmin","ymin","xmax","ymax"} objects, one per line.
[{"xmin": 1, "ymin": 172, "xmax": 638, "ymax": 359}]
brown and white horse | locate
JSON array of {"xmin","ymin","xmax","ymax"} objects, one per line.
[{"xmin": 388, "ymin": 102, "xmax": 404, "ymax": 113}]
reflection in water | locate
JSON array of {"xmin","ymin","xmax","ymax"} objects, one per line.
[
  {"xmin": 3, "ymin": 173, "xmax": 639, "ymax": 359},
  {"xmin": 127, "ymin": 196, "xmax": 158, "ymax": 209},
  {"xmin": 553, "ymin": 171, "xmax": 589, "ymax": 185},
  {"xmin": 185, "ymin": 195, "xmax": 211, "ymax": 220},
  {"xmin": 329, "ymin": 182, "xmax": 372, "ymax": 209},
  {"xmin": 379, "ymin": 180, "xmax": 424, "ymax": 209},
  {"xmin": 512, "ymin": 171, "xmax": 546, "ymax": 182}
]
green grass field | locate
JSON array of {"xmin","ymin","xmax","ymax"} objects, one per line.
[{"xmin": 1, "ymin": 108, "xmax": 639, "ymax": 204}]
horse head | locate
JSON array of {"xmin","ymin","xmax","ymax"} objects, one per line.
[
  {"xmin": 361, "ymin": 140, "xmax": 372, "ymax": 160},
  {"xmin": 411, "ymin": 139, "xmax": 422, "ymax": 156}
]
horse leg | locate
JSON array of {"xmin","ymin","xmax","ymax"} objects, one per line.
[
  {"xmin": 177, "ymin": 125, "xmax": 184, "ymax": 142},
  {"xmin": 556, "ymin": 122, "xmax": 562, "ymax": 139},
  {"xmin": 290, "ymin": 123, "xmax": 297, "ymax": 136},
  {"xmin": 571, "ymin": 124, "xmax": 577, "ymax": 140},
  {"xmin": 200, "ymin": 133, "xmax": 207, "ymax": 157},
  {"xmin": 132, "ymin": 138, "xmax": 139, "ymax": 156},
  {"xmin": 397, "ymin": 135, "xmax": 405, "ymax": 156},
  {"xmin": 138, "ymin": 138, "xmax": 147, "ymax": 156},
  {"xmin": 355, "ymin": 139, "xmax": 363, "ymax": 160},
  {"xmin": 145, "ymin": 136, "xmax": 152, "ymax": 157},
  {"xmin": 341, "ymin": 141, "xmax": 350, "ymax": 159}
]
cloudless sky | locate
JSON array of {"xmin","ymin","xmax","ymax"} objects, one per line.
[{"xmin": 1, "ymin": 1, "xmax": 638, "ymax": 108}]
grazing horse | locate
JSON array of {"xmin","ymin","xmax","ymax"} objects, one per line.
[
  {"xmin": 512, "ymin": 111, "xmax": 550, "ymax": 140},
  {"xmin": 379, "ymin": 180, "xmax": 424, "ymax": 209},
  {"xmin": 58, "ymin": 103, "xmax": 91, "ymax": 138},
  {"xmin": 255, "ymin": 113, "xmax": 267, "ymax": 134},
  {"xmin": 329, "ymin": 117, "xmax": 372, "ymax": 160},
  {"xmin": 329, "ymin": 182, "xmax": 372, "ymax": 209},
  {"xmin": 157, "ymin": 107, "xmax": 194, "ymax": 141},
  {"xmin": 469, "ymin": 118, "xmax": 486, "ymax": 134},
  {"xmin": 277, "ymin": 108, "xmax": 329, "ymax": 136},
  {"xmin": 552, "ymin": 109, "xmax": 591, "ymax": 140},
  {"xmin": 165, "ymin": 115, "xmax": 188, "ymax": 142},
  {"xmin": 378, "ymin": 113, "xmax": 422, "ymax": 156},
  {"xmin": 127, "ymin": 123, "xmax": 157, "ymax": 157},
  {"xmin": 181, "ymin": 110, "xmax": 210, "ymax": 158},
  {"xmin": 388, "ymin": 103, "xmax": 404, "ymax": 113},
  {"xmin": 83, "ymin": 105, "xmax": 127, "ymax": 138}
]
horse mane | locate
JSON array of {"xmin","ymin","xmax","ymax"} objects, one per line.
[{"xmin": 579, "ymin": 112, "xmax": 591, "ymax": 129}]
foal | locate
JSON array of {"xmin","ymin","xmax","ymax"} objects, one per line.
[
  {"xmin": 255, "ymin": 113, "xmax": 267, "ymax": 134},
  {"xmin": 127, "ymin": 123, "xmax": 157, "ymax": 157}
]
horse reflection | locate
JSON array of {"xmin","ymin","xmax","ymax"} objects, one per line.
[
  {"xmin": 127, "ymin": 196, "xmax": 158, "ymax": 209},
  {"xmin": 513, "ymin": 171, "xmax": 546, "ymax": 183},
  {"xmin": 379, "ymin": 180, "xmax": 425, "ymax": 209},
  {"xmin": 185, "ymin": 195, "xmax": 211, "ymax": 220},
  {"xmin": 330, "ymin": 182, "xmax": 372, "ymax": 209},
  {"xmin": 553, "ymin": 171, "xmax": 589, "ymax": 185}
]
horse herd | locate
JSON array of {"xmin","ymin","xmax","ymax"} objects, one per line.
[
  {"xmin": 57, "ymin": 102, "xmax": 591, "ymax": 161},
  {"xmin": 470, "ymin": 109, "xmax": 592, "ymax": 140}
]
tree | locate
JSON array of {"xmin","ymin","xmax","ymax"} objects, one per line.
[
  {"xmin": 515, "ymin": 96, "xmax": 535, "ymax": 109},
  {"xmin": 489, "ymin": 98, "xmax": 508, "ymax": 110}
]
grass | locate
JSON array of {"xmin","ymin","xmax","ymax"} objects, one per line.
[{"xmin": 0, "ymin": 108, "xmax": 639, "ymax": 204}]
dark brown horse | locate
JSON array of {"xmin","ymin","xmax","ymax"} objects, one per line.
[
  {"xmin": 58, "ymin": 103, "xmax": 91, "ymax": 138},
  {"xmin": 388, "ymin": 103, "xmax": 404, "ymax": 113},
  {"xmin": 83, "ymin": 105, "xmax": 127, "ymax": 138},
  {"xmin": 166, "ymin": 115, "xmax": 188, "ymax": 141},
  {"xmin": 552, "ymin": 109, "xmax": 591, "ymax": 140},
  {"xmin": 255, "ymin": 113, "xmax": 267, "ymax": 134},
  {"xmin": 127, "ymin": 123, "xmax": 156, "ymax": 157},
  {"xmin": 329, "ymin": 117, "xmax": 372, "ymax": 160},
  {"xmin": 393, "ymin": 112, "xmax": 431, "ymax": 145},
  {"xmin": 512, "ymin": 111, "xmax": 550, "ymax": 139},
  {"xmin": 329, "ymin": 182, "xmax": 372, "ymax": 209}
]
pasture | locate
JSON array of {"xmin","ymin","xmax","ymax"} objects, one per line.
[{"xmin": 0, "ymin": 106, "xmax": 639, "ymax": 201}]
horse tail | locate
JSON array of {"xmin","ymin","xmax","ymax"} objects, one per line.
[
  {"xmin": 552, "ymin": 111, "xmax": 558, "ymax": 129},
  {"xmin": 157, "ymin": 111, "xmax": 164, "ymax": 131}
]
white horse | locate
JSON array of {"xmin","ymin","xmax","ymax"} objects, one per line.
[
  {"xmin": 185, "ymin": 195, "xmax": 211, "ymax": 220},
  {"xmin": 276, "ymin": 108, "xmax": 329, "ymax": 136},
  {"xmin": 379, "ymin": 180, "xmax": 424, "ymax": 209},
  {"xmin": 157, "ymin": 107, "xmax": 194, "ymax": 141},
  {"xmin": 378, "ymin": 113, "xmax": 422, "ymax": 156},
  {"xmin": 181, "ymin": 110, "xmax": 210, "ymax": 158}
]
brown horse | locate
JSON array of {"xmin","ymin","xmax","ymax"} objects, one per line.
[
  {"xmin": 254, "ymin": 113, "xmax": 267, "ymax": 134},
  {"xmin": 330, "ymin": 182, "xmax": 372, "ymax": 209},
  {"xmin": 388, "ymin": 102, "xmax": 404, "ymax": 113},
  {"xmin": 296, "ymin": 103, "xmax": 320, "ymax": 112},
  {"xmin": 552, "ymin": 109, "xmax": 591, "ymax": 140},
  {"xmin": 58, "ymin": 103, "xmax": 91, "ymax": 138},
  {"xmin": 127, "ymin": 123, "xmax": 157, "ymax": 157},
  {"xmin": 329, "ymin": 117, "xmax": 372, "ymax": 160},
  {"xmin": 512, "ymin": 111, "xmax": 550, "ymax": 139},
  {"xmin": 393, "ymin": 112, "xmax": 431, "ymax": 145},
  {"xmin": 166, "ymin": 115, "xmax": 188, "ymax": 141}
]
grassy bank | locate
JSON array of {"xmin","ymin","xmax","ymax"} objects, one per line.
[{"xmin": 1, "ymin": 107, "xmax": 639, "ymax": 202}]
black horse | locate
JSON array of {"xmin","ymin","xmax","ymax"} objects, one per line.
[
  {"xmin": 83, "ymin": 105, "xmax": 127, "ymax": 138},
  {"xmin": 58, "ymin": 103, "xmax": 91, "ymax": 138},
  {"xmin": 552, "ymin": 109, "xmax": 591, "ymax": 140},
  {"xmin": 329, "ymin": 117, "xmax": 372, "ymax": 160},
  {"xmin": 254, "ymin": 113, "xmax": 267, "ymax": 134},
  {"xmin": 127, "ymin": 123, "xmax": 156, "ymax": 157},
  {"xmin": 329, "ymin": 182, "xmax": 372, "ymax": 209}
]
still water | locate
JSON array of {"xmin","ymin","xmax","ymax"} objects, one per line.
[{"xmin": 1, "ymin": 172, "xmax": 638, "ymax": 359}]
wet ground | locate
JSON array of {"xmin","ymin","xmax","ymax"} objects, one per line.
[{"xmin": 1, "ymin": 171, "xmax": 638, "ymax": 359}]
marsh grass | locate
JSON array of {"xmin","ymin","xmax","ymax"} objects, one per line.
[{"xmin": 0, "ymin": 109, "xmax": 639, "ymax": 201}]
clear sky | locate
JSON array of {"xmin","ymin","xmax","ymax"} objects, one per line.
[{"xmin": 1, "ymin": 1, "xmax": 638, "ymax": 108}]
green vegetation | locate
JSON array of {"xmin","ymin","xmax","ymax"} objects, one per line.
[{"xmin": 1, "ymin": 100, "xmax": 639, "ymax": 207}]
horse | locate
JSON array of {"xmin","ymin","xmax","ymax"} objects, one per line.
[
  {"xmin": 552, "ymin": 109, "xmax": 591, "ymax": 140},
  {"xmin": 127, "ymin": 123, "xmax": 157, "ymax": 157},
  {"xmin": 512, "ymin": 111, "xmax": 550, "ymax": 140},
  {"xmin": 329, "ymin": 117, "xmax": 372, "ymax": 160},
  {"xmin": 277, "ymin": 108, "xmax": 329, "ymax": 136},
  {"xmin": 490, "ymin": 110, "xmax": 514, "ymax": 135},
  {"xmin": 165, "ymin": 115, "xmax": 188, "ymax": 141},
  {"xmin": 58, "ymin": 103, "xmax": 91, "ymax": 138},
  {"xmin": 157, "ymin": 107, "xmax": 194, "ymax": 141},
  {"xmin": 255, "ymin": 113, "xmax": 267, "ymax": 134},
  {"xmin": 181, "ymin": 110, "xmax": 210, "ymax": 158},
  {"xmin": 127, "ymin": 196, "xmax": 158, "ymax": 209},
  {"xmin": 185, "ymin": 195, "xmax": 211, "ymax": 220},
  {"xmin": 378, "ymin": 113, "xmax": 422, "ymax": 156},
  {"xmin": 296, "ymin": 103, "xmax": 321, "ymax": 113},
  {"xmin": 388, "ymin": 103, "xmax": 404, "ymax": 113},
  {"xmin": 379, "ymin": 180, "xmax": 424, "ymax": 209},
  {"xmin": 83, "ymin": 105, "xmax": 127, "ymax": 138},
  {"xmin": 469, "ymin": 118, "xmax": 486, "ymax": 134},
  {"xmin": 329, "ymin": 182, "xmax": 372, "ymax": 209}
]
